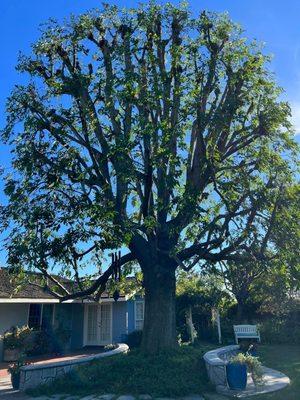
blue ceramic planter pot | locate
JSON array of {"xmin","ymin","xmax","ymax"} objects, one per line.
[{"xmin": 226, "ymin": 362, "xmax": 247, "ymax": 390}]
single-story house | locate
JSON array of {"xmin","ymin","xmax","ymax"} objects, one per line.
[{"xmin": 0, "ymin": 268, "xmax": 144, "ymax": 361}]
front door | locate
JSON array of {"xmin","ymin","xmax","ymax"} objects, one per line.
[{"xmin": 84, "ymin": 303, "xmax": 112, "ymax": 346}]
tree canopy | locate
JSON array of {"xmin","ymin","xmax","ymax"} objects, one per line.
[
  {"xmin": 1, "ymin": 2, "xmax": 299, "ymax": 351},
  {"xmin": 206, "ymin": 183, "xmax": 300, "ymax": 319}
]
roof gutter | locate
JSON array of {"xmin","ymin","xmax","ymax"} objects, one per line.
[{"xmin": 0, "ymin": 296, "xmax": 128, "ymax": 304}]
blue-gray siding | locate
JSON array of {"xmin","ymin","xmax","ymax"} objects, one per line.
[
  {"xmin": 112, "ymin": 302, "xmax": 127, "ymax": 342},
  {"xmin": 0, "ymin": 298, "xmax": 143, "ymax": 361},
  {"xmin": 126, "ymin": 300, "xmax": 136, "ymax": 333},
  {"xmin": 70, "ymin": 303, "xmax": 84, "ymax": 349}
]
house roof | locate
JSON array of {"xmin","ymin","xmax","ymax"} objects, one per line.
[{"xmin": 0, "ymin": 268, "xmax": 127, "ymax": 303}]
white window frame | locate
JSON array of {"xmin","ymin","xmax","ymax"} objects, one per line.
[
  {"xmin": 83, "ymin": 303, "xmax": 113, "ymax": 346},
  {"xmin": 134, "ymin": 300, "xmax": 144, "ymax": 331}
]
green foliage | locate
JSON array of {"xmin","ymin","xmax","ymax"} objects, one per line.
[
  {"xmin": 26, "ymin": 331, "xmax": 53, "ymax": 356},
  {"xmin": 176, "ymin": 271, "xmax": 230, "ymax": 310},
  {"xmin": 1, "ymin": 2, "xmax": 297, "ymax": 285},
  {"xmin": 1, "ymin": 1, "xmax": 299, "ymax": 351},
  {"xmin": 230, "ymin": 353, "xmax": 263, "ymax": 384},
  {"xmin": 25, "ymin": 327, "xmax": 71, "ymax": 356},
  {"xmin": 258, "ymin": 313, "xmax": 300, "ymax": 345},
  {"xmin": 175, "ymin": 269, "xmax": 300, "ymax": 346},
  {"xmin": 208, "ymin": 185, "xmax": 300, "ymax": 319},
  {"xmin": 176, "ymin": 271, "xmax": 232, "ymax": 342},
  {"xmin": 8, "ymin": 354, "xmax": 31, "ymax": 376},
  {"xmin": 29, "ymin": 346, "xmax": 212, "ymax": 397},
  {"xmin": 125, "ymin": 330, "xmax": 143, "ymax": 349},
  {"xmin": 2, "ymin": 326, "xmax": 32, "ymax": 350}
]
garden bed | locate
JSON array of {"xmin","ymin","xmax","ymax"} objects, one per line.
[{"xmin": 28, "ymin": 345, "xmax": 212, "ymax": 398}]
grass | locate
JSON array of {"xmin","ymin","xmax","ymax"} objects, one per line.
[
  {"xmin": 252, "ymin": 344, "xmax": 300, "ymax": 400},
  {"xmin": 28, "ymin": 343, "xmax": 215, "ymax": 398}
]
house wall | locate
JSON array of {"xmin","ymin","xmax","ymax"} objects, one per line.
[
  {"xmin": 53, "ymin": 303, "xmax": 84, "ymax": 350},
  {"xmin": 53, "ymin": 304, "xmax": 73, "ymax": 330},
  {"xmin": 0, "ymin": 303, "xmax": 30, "ymax": 361},
  {"xmin": 76, "ymin": 299, "xmax": 142, "ymax": 346},
  {"xmin": 112, "ymin": 301, "xmax": 127, "ymax": 342},
  {"xmin": 0, "ymin": 298, "xmax": 143, "ymax": 360},
  {"xmin": 70, "ymin": 303, "xmax": 84, "ymax": 349}
]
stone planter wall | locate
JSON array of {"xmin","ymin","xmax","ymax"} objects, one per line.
[
  {"xmin": 204, "ymin": 345, "xmax": 291, "ymax": 397},
  {"xmin": 19, "ymin": 343, "xmax": 129, "ymax": 392},
  {"xmin": 203, "ymin": 345, "xmax": 239, "ymax": 389}
]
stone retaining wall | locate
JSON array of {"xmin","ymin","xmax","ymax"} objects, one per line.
[
  {"xmin": 19, "ymin": 343, "xmax": 129, "ymax": 391},
  {"xmin": 203, "ymin": 345, "xmax": 239, "ymax": 389}
]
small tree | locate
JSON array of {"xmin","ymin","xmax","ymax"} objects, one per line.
[
  {"xmin": 1, "ymin": 3, "xmax": 298, "ymax": 353},
  {"xmin": 212, "ymin": 184, "xmax": 300, "ymax": 320},
  {"xmin": 176, "ymin": 271, "xmax": 228, "ymax": 342}
]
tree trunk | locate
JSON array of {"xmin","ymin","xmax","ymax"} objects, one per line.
[
  {"xmin": 186, "ymin": 304, "xmax": 197, "ymax": 344},
  {"xmin": 141, "ymin": 263, "xmax": 177, "ymax": 354},
  {"xmin": 236, "ymin": 294, "xmax": 248, "ymax": 322}
]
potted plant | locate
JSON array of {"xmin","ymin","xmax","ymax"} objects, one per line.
[
  {"xmin": 244, "ymin": 354, "xmax": 264, "ymax": 386},
  {"xmin": 227, "ymin": 353, "xmax": 263, "ymax": 390},
  {"xmin": 2, "ymin": 326, "xmax": 32, "ymax": 362},
  {"xmin": 226, "ymin": 353, "xmax": 248, "ymax": 390},
  {"xmin": 7, "ymin": 355, "xmax": 31, "ymax": 390}
]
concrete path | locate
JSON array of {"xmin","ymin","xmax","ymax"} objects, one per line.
[
  {"xmin": 0, "ymin": 376, "xmax": 30, "ymax": 400},
  {"xmin": 0, "ymin": 382, "xmax": 205, "ymax": 400},
  {"xmin": 216, "ymin": 366, "xmax": 290, "ymax": 398},
  {"xmin": 0, "ymin": 375, "xmax": 205, "ymax": 400}
]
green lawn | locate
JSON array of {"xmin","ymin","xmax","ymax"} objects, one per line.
[{"xmin": 251, "ymin": 344, "xmax": 300, "ymax": 400}]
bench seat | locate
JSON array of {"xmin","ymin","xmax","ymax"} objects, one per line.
[{"xmin": 233, "ymin": 324, "xmax": 261, "ymax": 344}]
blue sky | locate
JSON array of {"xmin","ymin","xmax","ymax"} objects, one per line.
[{"xmin": 0, "ymin": 0, "xmax": 300, "ymax": 265}]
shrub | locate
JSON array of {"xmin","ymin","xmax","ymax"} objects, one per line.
[
  {"xmin": 3, "ymin": 326, "xmax": 32, "ymax": 350},
  {"xmin": 258, "ymin": 317, "xmax": 300, "ymax": 345},
  {"xmin": 8, "ymin": 355, "xmax": 31, "ymax": 376},
  {"xmin": 29, "ymin": 346, "xmax": 211, "ymax": 397},
  {"xmin": 124, "ymin": 330, "xmax": 143, "ymax": 348},
  {"xmin": 26, "ymin": 331, "xmax": 54, "ymax": 356}
]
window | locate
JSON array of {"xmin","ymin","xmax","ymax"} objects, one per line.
[
  {"xmin": 135, "ymin": 301, "xmax": 144, "ymax": 330},
  {"xmin": 28, "ymin": 304, "xmax": 42, "ymax": 329}
]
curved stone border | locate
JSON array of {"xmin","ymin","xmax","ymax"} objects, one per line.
[
  {"xmin": 216, "ymin": 366, "xmax": 290, "ymax": 397},
  {"xmin": 19, "ymin": 343, "xmax": 129, "ymax": 392},
  {"xmin": 203, "ymin": 345, "xmax": 239, "ymax": 387},
  {"xmin": 203, "ymin": 346, "xmax": 290, "ymax": 397}
]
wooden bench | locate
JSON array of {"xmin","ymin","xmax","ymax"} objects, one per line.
[{"xmin": 233, "ymin": 324, "xmax": 261, "ymax": 344}]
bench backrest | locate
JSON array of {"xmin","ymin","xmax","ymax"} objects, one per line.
[{"xmin": 233, "ymin": 324, "xmax": 258, "ymax": 335}]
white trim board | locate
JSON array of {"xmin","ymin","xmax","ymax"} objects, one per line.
[
  {"xmin": 134, "ymin": 300, "xmax": 145, "ymax": 330},
  {"xmin": 0, "ymin": 297, "xmax": 128, "ymax": 304}
]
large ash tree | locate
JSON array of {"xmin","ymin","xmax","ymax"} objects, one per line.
[{"xmin": 1, "ymin": 3, "xmax": 298, "ymax": 353}]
